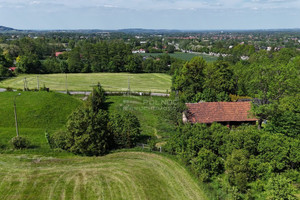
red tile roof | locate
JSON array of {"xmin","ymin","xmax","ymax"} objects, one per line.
[
  {"xmin": 55, "ymin": 52, "xmax": 63, "ymax": 57},
  {"xmin": 186, "ymin": 102, "xmax": 257, "ymax": 124},
  {"xmin": 9, "ymin": 67, "xmax": 16, "ymax": 71}
]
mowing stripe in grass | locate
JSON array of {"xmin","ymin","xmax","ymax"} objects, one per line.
[
  {"xmin": 0, "ymin": 73, "xmax": 172, "ymax": 93},
  {"xmin": 0, "ymin": 152, "xmax": 207, "ymax": 200}
]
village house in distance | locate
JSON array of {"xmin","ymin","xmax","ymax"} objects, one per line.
[{"xmin": 183, "ymin": 102, "xmax": 257, "ymax": 128}]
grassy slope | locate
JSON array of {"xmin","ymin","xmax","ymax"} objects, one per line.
[
  {"xmin": 0, "ymin": 93, "xmax": 208, "ymax": 199},
  {"xmin": 0, "ymin": 92, "xmax": 81, "ymax": 152},
  {"xmin": 0, "ymin": 73, "xmax": 171, "ymax": 93},
  {"xmin": 0, "ymin": 152, "xmax": 207, "ymax": 200},
  {"xmin": 0, "ymin": 92, "xmax": 175, "ymax": 152},
  {"xmin": 141, "ymin": 52, "xmax": 218, "ymax": 62},
  {"xmin": 107, "ymin": 95, "xmax": 177, "ymax": 140}
]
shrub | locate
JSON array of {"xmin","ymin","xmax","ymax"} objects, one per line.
[
  {"xmin": 49, "ymin": 130, "xmax": 68, "ymax": 149},
  {"xmin": 190, "ymin": 148, "xmax": 224, "ymax": 182},
  {"xmin": 65, "ymin": 107, "xmax": 111, "ymax": 156},
  {"xmin": 40, "ymin": 84, "xmax": 49, "ymax": 92},
  {"xmin": 225, "ymin": 149, "xmax": 250, "ymax": 192},
  {"xmin": 11, "ymin": 136, "xmax": 30, "ymax": 149},
  {"xmin": 265, "ymin": 175, "xmax": 297, "ymax": 200},
  {"xmin": 148, "ymin": 137, "xmax": 158, "ymax": 151},
  {"xmin": 109, "ymin": 111, "xmax": 141, "ymax": 149},
  {"xmin": 6, "ymin": 87, "xmax": 13, "ymax": 91}
]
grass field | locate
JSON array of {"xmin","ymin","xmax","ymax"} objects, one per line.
[
  {"xmin": 0, "ymin": 152, "xmax": 207, "ymax": 200},
  {"xmin": 0, "ymin": 92, "xmax": 176, "ymax": 153},
  {"xmin": 0, "ymin": 92, "xmax": 81, "ymax": 154},
  {"xmin": 0, "ymin": 92, "xmax": 208, "ymax": 199},
  {"xmin": 107, "ymin": 95, "xmax": 177, "ymax": 140},
  {"xmin": 141, "ymin": 52, "xmax": 218, "ymax": 62},
  {"xmin": 0, "ymin": 92, "xmax": 81, "ymax": 129},
  {"xmin": 0, "ymin": 73, "xmax": 172, "ymax": 93}
]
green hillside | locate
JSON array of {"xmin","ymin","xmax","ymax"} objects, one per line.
[
  {"xmin": 0, "ymin": 92, "xmax": 81, "ymax": 151},
  {"xmin": 0, "ymin": 92, "xmax": 81, "ymax": 128},
  {"xmin": 0, "ymin": 73, "xmax": 172, "ymax": 93},
  {"xmin": 0, "ymin": 92, "xmax": 208, "ymax": 199},
  {"xmin": 0, "ymin": 152, "xmax": 207, "ymax": 200}
]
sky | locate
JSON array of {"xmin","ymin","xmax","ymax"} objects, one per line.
[{"xmin": 0, "ymin": 0, "xmax": 299, "ymax": 30}]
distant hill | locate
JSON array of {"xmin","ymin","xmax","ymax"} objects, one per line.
[
  {"xmin": 0, "ymin": 26, "xmax": 15, "ymax": 32},
  {"xmin": 0, "ymin": 25, "xmax": 300, "ymax": 34}
]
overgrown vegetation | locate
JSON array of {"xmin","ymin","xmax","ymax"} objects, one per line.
[
  {"xmin": 165, "ymin": 123, "xmax": 299, "ymax": 199},
  {"xmin": 50, "ymin": 84, "xmax": 141, "ymax": 156},
  {"xmin": 168, "ymin": 48, "xmax": 300, "ymax": 198}
]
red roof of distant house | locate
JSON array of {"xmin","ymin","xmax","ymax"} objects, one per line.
[
  {"xmin": 55, "ymin": 52, "xmax": 63, "ymax": 57},
  {"xmin": 185, "ymin": 102, "xmax": 257, "ymax": 124},
  {"xmin": 9, "ymin": 67, "xmax": 16, "ymax": 71}
]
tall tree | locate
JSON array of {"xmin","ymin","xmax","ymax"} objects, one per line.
[
  {"xmin": 247, "ymin": 62, "xmax": 297, "ymax": 129},
  {"xmin": 65, "ymin": 107, "xmax": 111, "ymax": 156},
  {"xmin": 67, "ymin": 47, "xmax": 82, "ymax": 73},
  {"xmin": 172, "ymin": 56, "xmax": 208, "ymax": 101},
  {"xmin": 16, "ymin": 54, "xmax": 41, "ymax": 74}
]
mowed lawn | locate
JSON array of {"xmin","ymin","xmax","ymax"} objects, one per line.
[
  {"xmin": 0, "ymin": 152, "xmax": 207, "ymax": 200},
  {"xmin": 0, "ymin": 73, "xmax": 172, "ymax": 93}
]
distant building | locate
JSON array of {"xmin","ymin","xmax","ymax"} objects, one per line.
[
  {"xmin": 241, "ymin": 56, "xmax": 249, "ymax": 61},
  {"xmin": 8, "ymin": 67, "xmax": 16, "ymax": 71},
  {"xmin": 55, "ymin": 52, "xmax": 64, "ymax": 57},
  {"xmin": 183, "ymin": 102, "xmax": 257, "ymax": 128},
  {"xmin": 132, "ymin": 49, "xmax": 146, "ymax": 54}
]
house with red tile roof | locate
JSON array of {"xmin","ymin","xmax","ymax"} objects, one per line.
[{"xmin": 183, "ymin": 102, "xmax": 257, "ymax": 127}]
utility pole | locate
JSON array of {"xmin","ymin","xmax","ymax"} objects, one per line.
[
  {"xmin": 65, "ymin": 73, "xmax": 68, "ymax": 93},
  {"xmin": 128, "ymin": 77, "xmax": 130, "ymax": 94},
  {"xmin": 23, "ymin": 77, "xmax": 28, "ymax": 91},
  {"xmin": 14, "ymin": 93, "xmax": 21, "ymax": 137},
  {"xmin": 23, "ymin": 78, "xmax": 26, "ymax": 91}
]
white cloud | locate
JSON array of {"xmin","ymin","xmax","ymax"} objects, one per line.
[
  {"xmin": 0, "ymin": 0, "xmax": 299, "ymax": 10},
  {"xmin": 30, "ymin": 1, "xmax": 40, "ymax": 5}
]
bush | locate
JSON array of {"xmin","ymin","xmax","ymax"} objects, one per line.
[
  {"xmin": 190, "ymin": 148, "xmax": 224, "ymax": 182},
  {"xmin": 48, "ymin": 130, "xmax": 68, "ymax": 149},
  {"xmin": 109, "ymin": 111, "xmax": 141, "ymax": 149},
  {"xmin": 148, "ymin": 137, "xmax": 158, "ymax": 151},
  {"xmin": 11, "ymin": 136, "xmax": 30, "ymax": 149},
  {"xmin": 6, "ymin": 87, "xmax": 13, "ymax": 91},
  {"xmin": 39, "ymin": 84, "xmax": 49, "ymax": 92},
  {"xmin": 65, "ymin": 107, "xmax": 111, "ymax": 156},
  {"xmin": 265, "ymin": 175, "xmax": 297, "ymax": 200}
]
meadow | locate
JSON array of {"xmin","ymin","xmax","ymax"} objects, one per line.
[
  {"xmin": 0, "ymin": 91, "xmax": 208, "ymax": 200},
  {"xmin": 0, "ymin": 152, "xmax": 207, "ymax": 200},
  {"xmin": 0, "ymin": 92, "xmax": 81, "ymax": 154},
  {"xmin": 0, "ymin": 73, "xmax": 172, "ymax": 93},
  {"xmin": 0, "ymin": 92, "xmax": 175, "ymax": 153},
  {"xmin": 107, "ymin": 95, "xmax": 177, "ymax": 141},
  {"xmin": 141, "ymin": 52, "xmax": 218, "ymax": 62}
]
